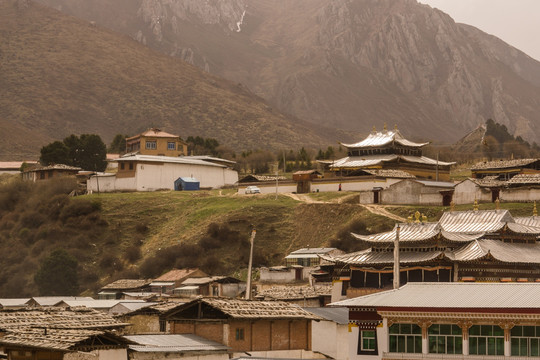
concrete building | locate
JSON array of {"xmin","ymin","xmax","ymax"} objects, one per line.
[
  {"xmin": 126, "ymin": 128, "xmax": 188, "ymax": 157},
  {"xmin": 360, "ymin": 179, "xmax": 455, "ymax": 205},
  {"xmin": 87, "ymin": 154, "xmax": 238, "ymax": 192},
  {"xmin": 333, "ymin": 282, "xmax": 540, "ymax": 360},
  {"xmin": 306, "ymin": 307, "xmax": 350, "ymax": 360}
]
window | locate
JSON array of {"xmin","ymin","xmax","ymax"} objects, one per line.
[
  {"xmin": 511, "ymin": 326, "xmax": 540, "ymax": 357},
  {"xmin": 429, "ymin": 324, "xmax": 462, "ymax": 354},
  {"xmin": 389, "ymin": 324, "xmax": 422, "ymax": 353},
  {"xmin": 167, "ymin": 142, "xmax": 176, "ymax": 150},
  {"xmin": 469, "ymin": 325, "xmax": 504, "ymax": 356},
  {"xmin": 159, "ymin": 320, "xmax": 166, "ymax": 332},
  {"xmin": 358, "ymin": 330, "xmax": 377, "ymax": 354},
  {"xmin": 145, "ymin": 140, "xmax": 157, "ymax": 150},
  {"xmin": 129, "ymin": 163, "xmax": 133, "ymax": 170},
  {"xmin": 235, "ymin": 328, "xmax": 244, "ymax": 340},
  {"xmin": 120, "ymin": 163, "xmax": 125, "ymax": 170}
]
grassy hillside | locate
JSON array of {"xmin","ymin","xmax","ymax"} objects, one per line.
[
  {"xmin": 0, "ymin": 0, "xmax": 348, "ymax": 160},
  {"xmin": 1, "ymin": 176, "xmax": 537, "ymax": 297},
  {"xmin": 0, "ymin": 178, "xmax": 393, "ymax": 297}
]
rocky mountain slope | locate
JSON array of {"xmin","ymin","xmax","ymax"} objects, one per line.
[
  {"xmin": 0, "ymin": 0, "xmax": 347, "ymax": 160},
  {"xmin": 35, "ymin": 0, "xmax": 540, "ymax": 143}
]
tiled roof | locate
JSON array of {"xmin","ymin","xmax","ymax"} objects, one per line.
[
  {"xmin": 101, "ymin": 279, "xmax": 151, "ymax": 291},
  {"xmin": 255, "ymin": 285, "xmax": 332, "ymax": 301},
  {"xmin": 126, "ymin": 128, "xmax": 179, "ymax": 141},
  {"xmin": 24, "ymin": 164, "xmax": 82, "ymax": 173},
  {"xmin": 0, "ymin": 328, "xmax": 126, "ymax": 351},
  {"xmin": 362, "ymin": 169, "xmax": 416, "ymax": 178},
  {"xmin": 332, "ymin": 282, "xmax": 540, "ymax": 309},
  {"xmin": 471, "ymin": 158, "xmax": 539, "ymax": 170},
  {"xmin": 507, "ymin": 173, "xmax": 540, "ymax": 185},
  {"xmin": 167, "ymin": 298, "xmax": 321, "ymax": 320},
  {"xmin": 120, "ymin": 301, "xmax": 188, "ymax": 317},
  {"xmin": 154, "ymin": 269, "xmax": 206, "ymax": 282},
  {"xmin": 341, "ymin": 130, "xmax": 429, "ymax": 149},
  {"xmin": 0, "ymin": 307, "xmax": 127, "ymax": 330}
]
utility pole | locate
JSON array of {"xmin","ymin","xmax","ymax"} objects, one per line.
[
  {"xmin": 436, "ymin": 151, "xmax": 439, "ymax": 182},
  {"xmin": 393, "ymin": 224, "xmax": 400, "ymax": 289},
  {"xmin": 245, "ymin": 229, "xmax": 256, "ymax": 300},
  {"xmin": 275, "ymin": 169, "xmax": 279, "ymax": 200}
]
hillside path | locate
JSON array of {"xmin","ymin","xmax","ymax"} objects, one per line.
[{"xmin": 284, "ymin": 193, "xmax": 407, "ymax": 222}]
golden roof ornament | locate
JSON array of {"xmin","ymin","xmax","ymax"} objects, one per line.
[
  {"xmin": 534, "ymin": 201, "xmax": 538, "ymax": 217},
  {"xmin": 495, "ymin": 197, "xmax": 500, "ymax": 210},
  {"xmin": 450, "ymin": 201, "xmax": 455, "ymax": 212},
  {"xmin": 414, "ymin": 211, "xmax": 421, "ymax": 223},
  {"xmin": 383, "ymin": 123, "xmax": 388, "ymax": 131},
  {"xmin": 422, "ymin": 214, "xmax": 428, "ymax": 223},
  {"xmin": 473, "ymin": 198, "xmax": 479, "ymax": 212},
  {"xmin": 407, "ymin": 215, "xmax": 413, "ymax": 223},
  {"xmin": 372, "ymin": 125, "xmax": 377, "ymax": 133},
  {"xmin": 394, "ymin": 124, "xmax": 398, "ymax": 131}
]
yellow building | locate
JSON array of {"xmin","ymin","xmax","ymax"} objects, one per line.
[{"xmin": 126, "ymin": 128, "xmax": 188, "ymax": 157}]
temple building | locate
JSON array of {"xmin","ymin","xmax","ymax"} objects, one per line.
[
  {"xmin": 332, "ymin": 282, "xmax": 540, "ymax": 360},
  {"xmin": 322, "ymin": 125, "xmax": 454, "ymax": 181},
  {"xmin": 323, "ymin": 204, "xmax": 540, "ymax": 302}
]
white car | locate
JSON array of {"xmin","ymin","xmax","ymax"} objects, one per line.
[{"xmin": 245, "ymin": 186, "xmax": 261, "ymax": 194}]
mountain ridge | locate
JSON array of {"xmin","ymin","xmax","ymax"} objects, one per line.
[{"xmin": 34, "ymin": 0, "xmax": 540, "ymax": 144}]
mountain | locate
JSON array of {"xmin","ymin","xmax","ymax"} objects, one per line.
[
  {"xmin": 0, "ymin": 0, "xmax": 348, "ymax": 160},
  {"xmin": 34, "ymin": 0, "xmax": 540, "ymax": 144}
]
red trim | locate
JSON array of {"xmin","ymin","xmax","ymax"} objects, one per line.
[{"xmin": 378, "ymin": 307, "xmax": 540, "ymax": 314}]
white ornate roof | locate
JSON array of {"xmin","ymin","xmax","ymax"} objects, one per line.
[{"xmin": 341, "ymin": 130, "xmax": 429, "ymax": 149}]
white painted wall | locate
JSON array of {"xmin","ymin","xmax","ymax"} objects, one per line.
[
  {"xmin": 238, "ymin": 183, "xmax": 297, "ymax": 194},
  {"xmin": 501, "ymin": 188, "xmax": 540, "ymax": 202},
  {"xmin": 65, "ymin": 349, "xmax": 127, "ymax": 360},
  {"xmin": 348, "ymin": 323, "xmax": 386, "ymax": 360},
  {"xmin": 312, "ymin": 178, "xmax": 401, "ymax": 193},
  {"xmin": 259, "ymin": 268, "xmax": 296, "ymax": 283},
  {"xmin": 231, "ymin": 349, "xmax": 326, "ymax": 359},
  {"xmin": 88, "ymin": 163, "xmax": 238, "ymax": 192},
  {"xmin": 453, "ymin": 179, "xmax": 479, "ymax": 205},
  {"xmin": 312, "ymin": 321, "xmax": 349, "ymax": 360}
]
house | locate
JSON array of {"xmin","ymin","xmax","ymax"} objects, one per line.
[
  {"xmin": 109, "ymin": 302, "xmax": 157, "ymax": 316},
  {"xmin": 174, "ymin": 177, "xmax": 200, "ymax": 191},
  {"xmin": 116, "ymin": 301, "xmax": 189, "ymax": 335},
  {"xmin": 125, "ymin": 333, "xmax": 229, "ymax": 360},
  {"xmin": 54, "ymin": 299, "xmax": 147, "ymax": 314},
  {"xmin": 255, "ymin": 284, "xmax": 332, "ymax": 307},
  {"xmin": 321, "ymin": 125, "xmax": 455, "ymax": 181},
  {"xmin": 26, "ymin": 297, "xmax": 93, "ymax": 307},
  {"xmin": 322, "ymin": 207, "xmax": 540, "ymax": 302},
  {"xmin": 293, "ymin": 170, "xmax": 322, "ymax": 194},
  {"xmin": 87, "ymin": 154, "xmax": 238, "ymax": 192},
  {"xmin": 471, "ymin": 158, "xmax": 540, "ymax": 180},
  {"xmin": 237, "ymin": 175, "xmax": 296, "ymax": 195},
  {"xmin": 21, "ymin": 164, "xmax": 81, "ymax": 182},
  {"xmin": 126, "ymin": 128, "xmax": 188, "ymax": 157},
  {"xmin": 0, "ymin": 307, "xmax": 129, "ymax": 360},
  {"xmin": 285, "ymin": 248, "xmax": 343, "ymax": 268},
  {"xmin": 98, "ymin": 279, "xmax": 152, "ymax": 299},
  {"xmin": 333, "ymin": 282, "xmax": 540, "ymax": 360},
  {"xmin": 174, "ymin": 276, "xmax": 246, "ymax": 298},
  {"xmin": 361, "ymin": 178, "xmax": 455, "ymax": 205},
  {"xmin": 0, "ymin": 298, "xmax": 30, "ymax": 309},
  {"xmin": 0, "ymin": 161, "xmax": 38, "ymax": 175},
  {"xmin": 150, "ymin": 268, "xmax": 208, "ymax": 294},
  {"xmin": 163, "ymin": 297, "xmax": 322, "ymax": 358},
  {"xmin": 305, "ymin": 307, "xmax": 349, "ymax": 360}
]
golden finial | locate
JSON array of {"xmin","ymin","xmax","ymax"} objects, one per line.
[
  {"xmin": 422, "ymin": 214, "xmax": 428, "ymax": 223},
  {"xmin": 450, "ymin": 201, "xmax": 455, "ymax": 212},
  {"xmin": 394, "ymin": 124, "xmax": 398, "ymax": 131},
  {"xmin": 495, "ymin": 197, "xmax": 500, "ymax": 210},
  {"xmin": 372, "ymin": 125, "xmax": 377, "ymax": 133},
  {"xmin": 473, "ymin": 198, "xmax": 479, "ymax": 211},
  {"xmin": 383, "ymin": 123, "xmax": 387, "ymax": 131},
  {"xmin": 407, "ymin": 215, "xmax": 413, "ymax": 223},
  {"xmin": 414, "ymin": 211, "xmax": 421, "ymax": 223},
  {"xmin": 534, "ymin": 201, "xmax": 538, "ymax": 217}
]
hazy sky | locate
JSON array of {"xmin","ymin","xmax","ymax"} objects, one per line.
[{"xmin": 418, "ymin": 0, "xmax": 540, "ymax": 62}]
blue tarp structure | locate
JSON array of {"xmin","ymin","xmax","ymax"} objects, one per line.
[{"xmin": 174, "ymin": 177, "xmax": 200, "ymax": 191}]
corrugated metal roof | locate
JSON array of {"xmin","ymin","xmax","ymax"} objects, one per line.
[
  {"xmin": 326, "ymin": 248, "xmax": 443, "ymax": 265},
  {"xmin": 439, "ymin": 210, "xmax": 512, "ymax": 233},
  {"xmin": 304, "ymin": 307, "xmax": 348, "ymax": 324},
  {"xmin": 332, "ymin": 282, "xmax": 540, "ymax": 309},
  {"xmin": 126, "ymin": 334, "xmax": 228, "ymax": 353},
  {"xmin": 352, "ymin": 223, "xmax": 440, "ymax": 243},
  {"xmin": 515, "ymin": 216, "xmax": 540, "ymax": 228},
  {"xmin": 330, "ymin": 154, "xmax": 454, "ymax": 169},
  {"xmin": 288, "ymin": 248, "xmax": 337, "ymax": 255},
  {"xmin": 471, "ymin": 158, "xmax": 539, "ymax": 170},
  {"xmin": 414, "ymin": 180, "xmax": 455, "ymax": 188},
  {"xmin": 0, "ymin": 299, "xmax": 30, "ymax": 307},
  {"xmin": 29, "ymin": 297, "xmax": 94, "ymax": 306},
  {"xmin": 115, "ymin": 154, "xmax": 225, "ymax": 168},
  {"xmin": 341, "ymin": 130, "xmax": 429, "ymax": 149},
  {"xmin": 474, "ymin": 239, "xmax": 540, "ymax": 264},
  {"xmin": 400, "ymin": 155, "xmax": 455, "ymax": 166}
]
